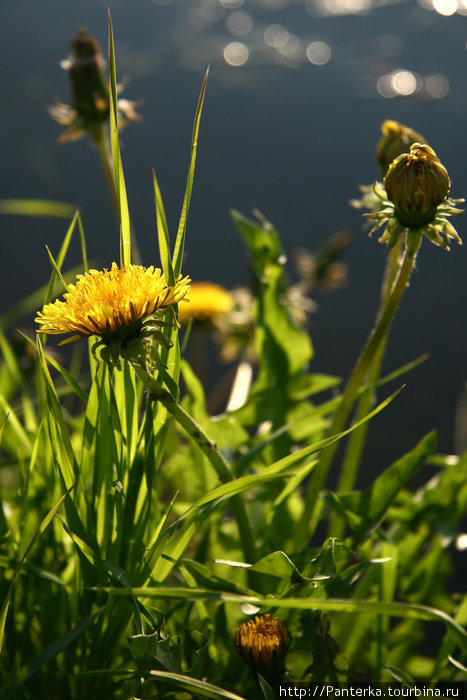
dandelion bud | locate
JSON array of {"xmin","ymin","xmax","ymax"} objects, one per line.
[
  {"xmin": 66, "ymin": 30, "xmax": 110, "ymax": 137},
  {"xmin": 376, "ymin": 120, "xmax": 426, "ymax": 177},
  {"xmin": 236, "ymin": 614, "xmax": 290, "ymax": 682},
  {"xmin": 384, "ymin": 144, "xmax": 451, "ymax": 229},
  {"xmin": 49, "ymin": 29, "xmax": 140, "ymax": 144}
]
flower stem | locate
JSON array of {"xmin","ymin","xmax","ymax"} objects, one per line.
[
  {"xmin": 132, "ymin": 365, "xmax": 257, "ymax": 566},
  {"xmin": 329, "ymin": 241, "xmax": 402, "ymax": 538},
  {"xmin": 300, "ymin": 233, "xmax": 422, "ymax": 544}
]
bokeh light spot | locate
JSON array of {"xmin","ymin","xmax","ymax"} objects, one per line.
[
  {"xmin": 224, "ymin": 41, "xmax": 249, "ymax": 66},
  {"xmin": 264, "ymin": 24, "xmax": 289, "ymax": 48},
  {"xmin": 425, "ymin": 74, "xmax": 450, "ymax": 98},
  {"xmin": 391, "ymin": 69, "xmax": 418, "ymax": 95},
  {"xmin": 433, "ymin": 0, "xmax": 457, "ymax": 14},
  {"xmin": 306, "ymin": 41, "xmax": 331, "ymax": 65},
  {"xmin": 226, "ymin": 10, "xmax": 254, "ymax": 36}
]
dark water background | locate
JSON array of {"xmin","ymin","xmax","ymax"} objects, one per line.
[{"xmin": 1, "ymin": 0, "xmax": 467, "ymax": 484}]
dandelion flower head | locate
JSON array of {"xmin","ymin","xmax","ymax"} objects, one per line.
[{"xmin": 35, "ymin": 262, "xmax": 190, "ymax": 346}]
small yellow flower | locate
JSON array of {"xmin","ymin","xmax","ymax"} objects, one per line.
[
  {"xmin": 35, "ymin": 263, "xmax": 190, "ymax": 368},
  {"xmin": 178, "ymin": 281, "xmax": 233, "ymax": 326},
  {"xmin": 376, "ymin": 120, "xmax": 426, "ymax": 177},
  {"xmin": 236, "ymin": 614, "xmax": 290, "ymax": 681}
]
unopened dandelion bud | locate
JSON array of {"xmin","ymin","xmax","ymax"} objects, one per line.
[
  {"xmin": 65, "ymin": 30, "xmax": 109, "ymax": 139},
  {"xmin": 236, "ymin": 614, "xmax": 290, "ymax": 682},
  {"xmin": 49, "ymin": 29, "xmax": 140, "ymax": 144},
  {"xmin": 384, "ymin": 143, "xmax": 451, "ymax": 229},
  {"xmin": 376, "ymin": 120, "xmax": 426, "ymax": 177}
]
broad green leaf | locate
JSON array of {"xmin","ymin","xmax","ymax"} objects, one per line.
[
  {"xmin": 128, "ymin": 632, "xmax": 182, "ymax": 674},
  {"xmin": 249, "ymin": 551, "xmax": 304, "ymax": 582}
]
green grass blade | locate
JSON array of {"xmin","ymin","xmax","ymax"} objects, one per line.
[
  {"xmin": 76, "ymin": 210, "xmax": 89, "ymax": 272},
  {"xmin": 0, "ymin": 198, "xmax": 76, "ymax": 218},
  {"xmin": 36, "ymin": 335, "xmax": 78, "ymax": 489},
  {"xmin": 172, "ymin": 68, "xmax": 209, "ymax": 277},
  {"xmin": 153, "ymin": 169, "xmax": 175, "ymax": 285},
  {"xmin": 108, "ymin": 11, "xmax": 131, "ymax": 266},
  {"xmin": 145, "ymin": 670, "xmax": 246, "ymax": 700},
  {"xmin": 43, "ymin": 211, "xmax": 80, "ymax": 302},
  {"xmin": 45, "ymin": 245, "xmax": 71, "ymax": 293},
  {"xmin": 19, "ymin": 331, "xmax": 88, "ymax": 403},
  {"xmin": 0, "ymin": 483, "xmax": 76, "ymax": 654},
  {"xmin": 1, "ymin": 606, "xmax": 105, "ymax": 699},
  {"xmin": 87, "ymin": 588, "xmax": 467, "ymax": 653},
  {"xmin": 266, "ymin": 385, "xmax": 404, "ymax": 479}
]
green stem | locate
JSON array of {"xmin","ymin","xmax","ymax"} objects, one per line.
[
  {"xmin": 329, "ymin": 242, "xmax": 402, "ymax": 538},
  {"xmin": 132, "ymin": 365, "xmax": 257, "ymax": 565},
  {"xmin": 300, "ymin": 234, "xmax": 422, "ymax": 544}
]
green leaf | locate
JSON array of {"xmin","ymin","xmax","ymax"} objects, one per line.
[
  {"xmin": 0, "ymin": 198, "xmax": 76, "ymax": 218},
  {"xmin": 108, "ymin": 11, "xmax": 131, "ymax": 266},
  {"xmin": 173, "ymin": 68, "xmax": 209, "ymax": 278},
  {"xmin": 153, "ymin": 169, "xmax": 175, "ymax": 286},
  {"xmin": 258, "ymin": 675, "xmax": 277, "ymax": 700},
  {"xmin": 145, "ymin": 669, "xmax": 246, "ymax": 699},
  {"xmin": 0, "ymin": 607, "xmax": 105, "ymax": 699},
  {"xmin": 89, "ymin": 587, "xmax": 467, "ymax": 654},
  {"xmin": 0, "ymin": 483, "xmax": 76, "ymax": 654},
  {"xmin": 36, "ymin": 335, "xmax": 78, "ymax": 490},
  {"xmin": 128, "ymin": 632, "xmax": 182, "ymax": 674},
  {"xmin": 349, "ymin": 431, "xmax": 437, "ymax": 544},
  {"xmin": 232, "ymin": 210, "xmax": 313, "ymax": 377},
  {"xmin": 302, "ymin": 613, "xmax": 354, "ymax": 683},
  {"xmin": 19, "ymin": 331, "xmax": 88, "ymax": 403}
]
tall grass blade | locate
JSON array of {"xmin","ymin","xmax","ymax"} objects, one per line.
[
  {"xmin": 108, "ymin": 11, "xmax": 131, "ymax": 266},
  {"xmin": 153, "ymin": 169, "xmax": 175, "ymax": 286},
  {"xmin": 1, "ymin": 607, "xmax": 105, "ymax": 699},
  {"xmin": 172, "ymin": 68, "xmax": 209, "ymax": 277},
  {"xmin": 0, "ymin": 483, "xmax": 76, "ymax": 654},
  {"xmin": 0, "ymin": 199, "xmax": 76, "ymax": 218}
]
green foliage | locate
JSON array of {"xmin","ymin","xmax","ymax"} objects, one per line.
[{"xmin": 0, "ymin": 18, "xmax": 466, "ymax": 700}]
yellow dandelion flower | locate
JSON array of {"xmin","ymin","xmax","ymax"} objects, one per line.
[
  {"xmin": 236, "ymin": 614, "xmax": 290, "ymax": 681},
  {"xmin": 35, "ymin": 263, "xmax": 190, "ymax": 365},
  {"xmin": 178, "ymin": 281, "xmax": 233, "ymax": 326}
]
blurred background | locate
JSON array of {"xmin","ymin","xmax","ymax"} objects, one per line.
[{"xmin": 1, "ymin": 0, "xmax": 467, "ymax": 483}]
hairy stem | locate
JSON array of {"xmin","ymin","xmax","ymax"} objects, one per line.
[{"xmin": 300, "ymin": 234, "xmax": 422, "ymax": 544}]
